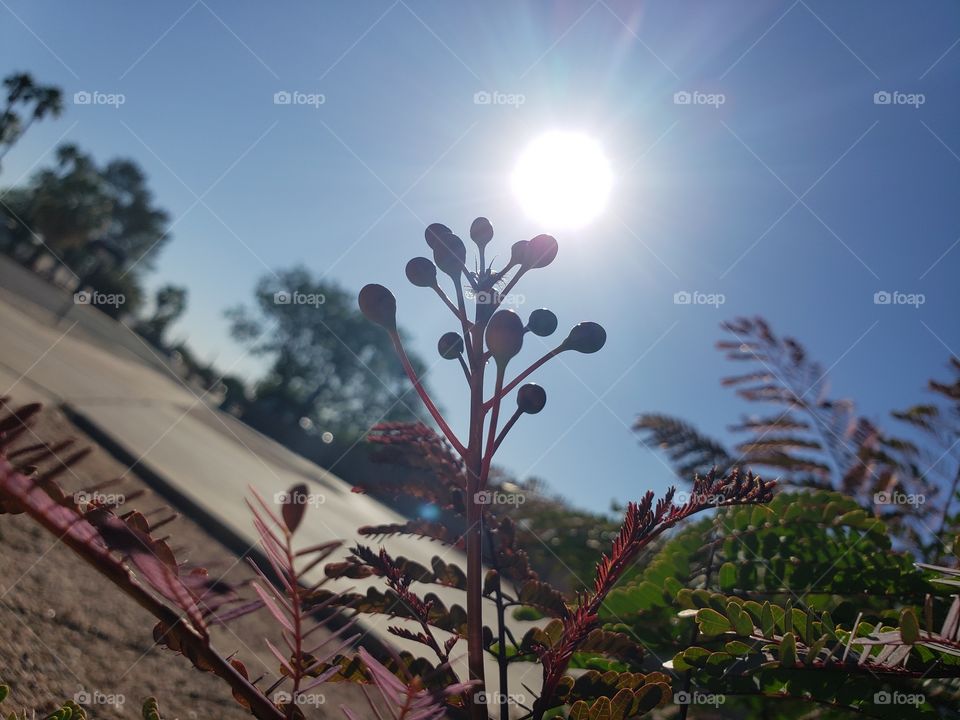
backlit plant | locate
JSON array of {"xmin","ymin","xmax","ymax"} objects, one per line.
[
  {"xmin": 0, "ymin": 220, "xmax": 778, "ymax": 719},
  {"xmin": 351, "ymin": 218, "xmax": 775, "ymax": 720}
]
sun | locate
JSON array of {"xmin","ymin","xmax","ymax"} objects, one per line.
[{"xmin": 511, "ymin": 131, "xmax": 613, "ymax": 231}]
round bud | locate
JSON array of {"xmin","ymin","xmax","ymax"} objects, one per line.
[
  {"xmin": 358, "ymin": 284, "xmax": 397, "ymax": 331},
  {"xmin": 437, "ymin": 331, "xmax": 464, "ymax": 359},
  {"xmin": 485, "ymin": 310, "xmax": 524, "ymax": 364},
  {"xmin": 433, "ymin": 232, "xmax": 467, "ymax": 278},
  {"xmin": 405, "ymin": 257, "xmax": 437, "ymax": 288},
  {"xmin": 561, "ymin": 322, "xmax": 606, "ymax": 354},
  {"xmin": 425, "ymin": 223, "xmax": 452, "ymax": 250},
  {"xmin": 470, "ymin": 217, "xmax": 494, "ymax": 248},
  {"xmin": 527, "ymin": 234, "xmax": 558, "ymax": 268},
  {"xmin": 508, "ymin": 239, "xmax": 529, "ymax": 268},
  {"xmin": 527, "ymin": 308, "xmax": 558, "ymax": 337},
  {"xmin": 517, "ymin": 383, "xmax": 547, "ymax": 414}
]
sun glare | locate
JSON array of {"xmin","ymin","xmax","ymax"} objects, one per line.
[{"xmin": 511, "ymin": 131, "xmax": 613, "ymax": 231}]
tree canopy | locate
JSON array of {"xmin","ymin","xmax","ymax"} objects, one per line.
[{"xmin": 226, "ymin": 266, "xmax": 429, "ymax": 441}]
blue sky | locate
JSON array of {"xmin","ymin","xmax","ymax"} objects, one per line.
[{"xmin": 3, "ymin": 1, "xmax": 959, "ymax": 513}]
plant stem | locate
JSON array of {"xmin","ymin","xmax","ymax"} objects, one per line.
[
  {"xmin": 390, "ymin": 332, "xmax": 466, "ymax": 456},
  {"xmin": 464, "ymin": 319, "xmax": 488, "ymax": 720},
  {"xmin": 485, "ymin": 527, "xmax": 510, "ymax": 720}
]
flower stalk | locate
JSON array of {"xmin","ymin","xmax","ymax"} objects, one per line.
[{"xmin": 359, "ymin": 219, "xmax": 606, "ymax": 720}]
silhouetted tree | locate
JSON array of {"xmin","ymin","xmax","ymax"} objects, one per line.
[
  {"xmin": 135, "ymin": 284, "xmax": 188, "ymax": 347},
  {"xmin": 1, "ymin": 144, "xmax": 170, "ymax": 310},
  {"xmin": 226, "ymin": 266, "xmax": 428, "ymax": 441},
  {"xmin": 0, "ymin": 72, "xmax": 63, "ymax": 170}
]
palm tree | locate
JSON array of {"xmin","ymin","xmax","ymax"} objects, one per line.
[{"xmin": 0, "ymin": 72, "xmax": 64, "ymax": 169}]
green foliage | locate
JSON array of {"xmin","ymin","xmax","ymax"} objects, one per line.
[
  {"xmin": 598, "ymin": 489, "xmax": 959, "ymax": 717},
  {"xmin": 0, "ymin": 685, "xmax": 165, "ymax": 720},
  {"xmin": 492, "ymin": 473, "xmax": 624, "ymax": 593},
  {"xmin": 141, "ymin": 698, "xmax": 164, "ymax": 720},
  {"xmin": 3, "ymin": 144, "xmax": 170, "ymax": 270},
  {"xmin": 0, "ymin": 72, "xmax": 63, "ymax": 170},
  {"xmin": 226, "ymin": 265, "xmax": 428, "ymax": 441},
  {"xmin": 673, "ymin": 588, "xmax": 960, "ymax": 716},
  {"xmin": 562, "ymin": 670, "xmax": 671, "ymax": 719},
  {"xmin": 134, "ymin": 284, "xmax": 188, "ymax": 348}
]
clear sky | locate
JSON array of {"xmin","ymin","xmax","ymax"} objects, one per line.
[{"xmin": 3, "ymin": 1, "xmax": 959, "ymax": 513}]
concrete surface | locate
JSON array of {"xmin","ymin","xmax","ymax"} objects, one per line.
[{"xmin": 0, "ymin": 286, "xmax": 542, "ymax": 713}]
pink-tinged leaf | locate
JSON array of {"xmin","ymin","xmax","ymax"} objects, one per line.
[
  {"xmin": 249, "ymin": 510, "xmax": 286, "ymax": 556},
  {"xmin": 265, "ymin": 637, "xmax": 295, "ymax": 677},
  {"xmin": 247, "ymin": 487, "xmax": 285, "ymax": 532},
  {"xmin": 207, "ymin": 598, "xmax": 265, "ymax": 625},
  {"xmin": 247, "ymin": 553, "xmax": 293, "ymax": 596},
  {"xmin": 85, "ymin": 507, "xmax": 206, "ymax": 633},
  {"xmin": 300, "ymin": 666, "xmax": 341, "ymax": 691},
  {"xmin": 281, "ymin": 483, "xmax": 309, "ymax": 533},
  {"xmin": 305, "ymin": 632, "xmax": 359, "ymax": 666},
  {"xmin": 341, "ymin": 705, "xmax": 362, "ymax": 720},
  {"xmin": 295, "ymin": 540, "xmax": 341, "ymax": 557},
  {"xmin": 252, "ymin": 582, "xmax": 295, "ymax": 634},
  {"xmin": 358, "ymin": 647, "xmax": 408, "ymax": 696}
]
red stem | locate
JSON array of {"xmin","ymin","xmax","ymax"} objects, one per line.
[
  {"xmin": 390, "ymin": 331, "xmax": 466, "ymax": 456},
  {"xmin": 463, "ymin": 314, "xmax": 488, "ymax": 720},
  {"xmin": 432, "ymin": 284, "xmax": 467, "ymax": 323},
  {"xmin": 483, "ymin": 349, "xmax": 561, "ymax": 412},
  {"xmin": 480, "ymin": 366, "xmax": 505, "ymax": 487}
]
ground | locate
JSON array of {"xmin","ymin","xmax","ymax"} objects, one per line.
[{"xmin": 0, "ymin": 404, "xmax": 366, "ymax": 719}]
